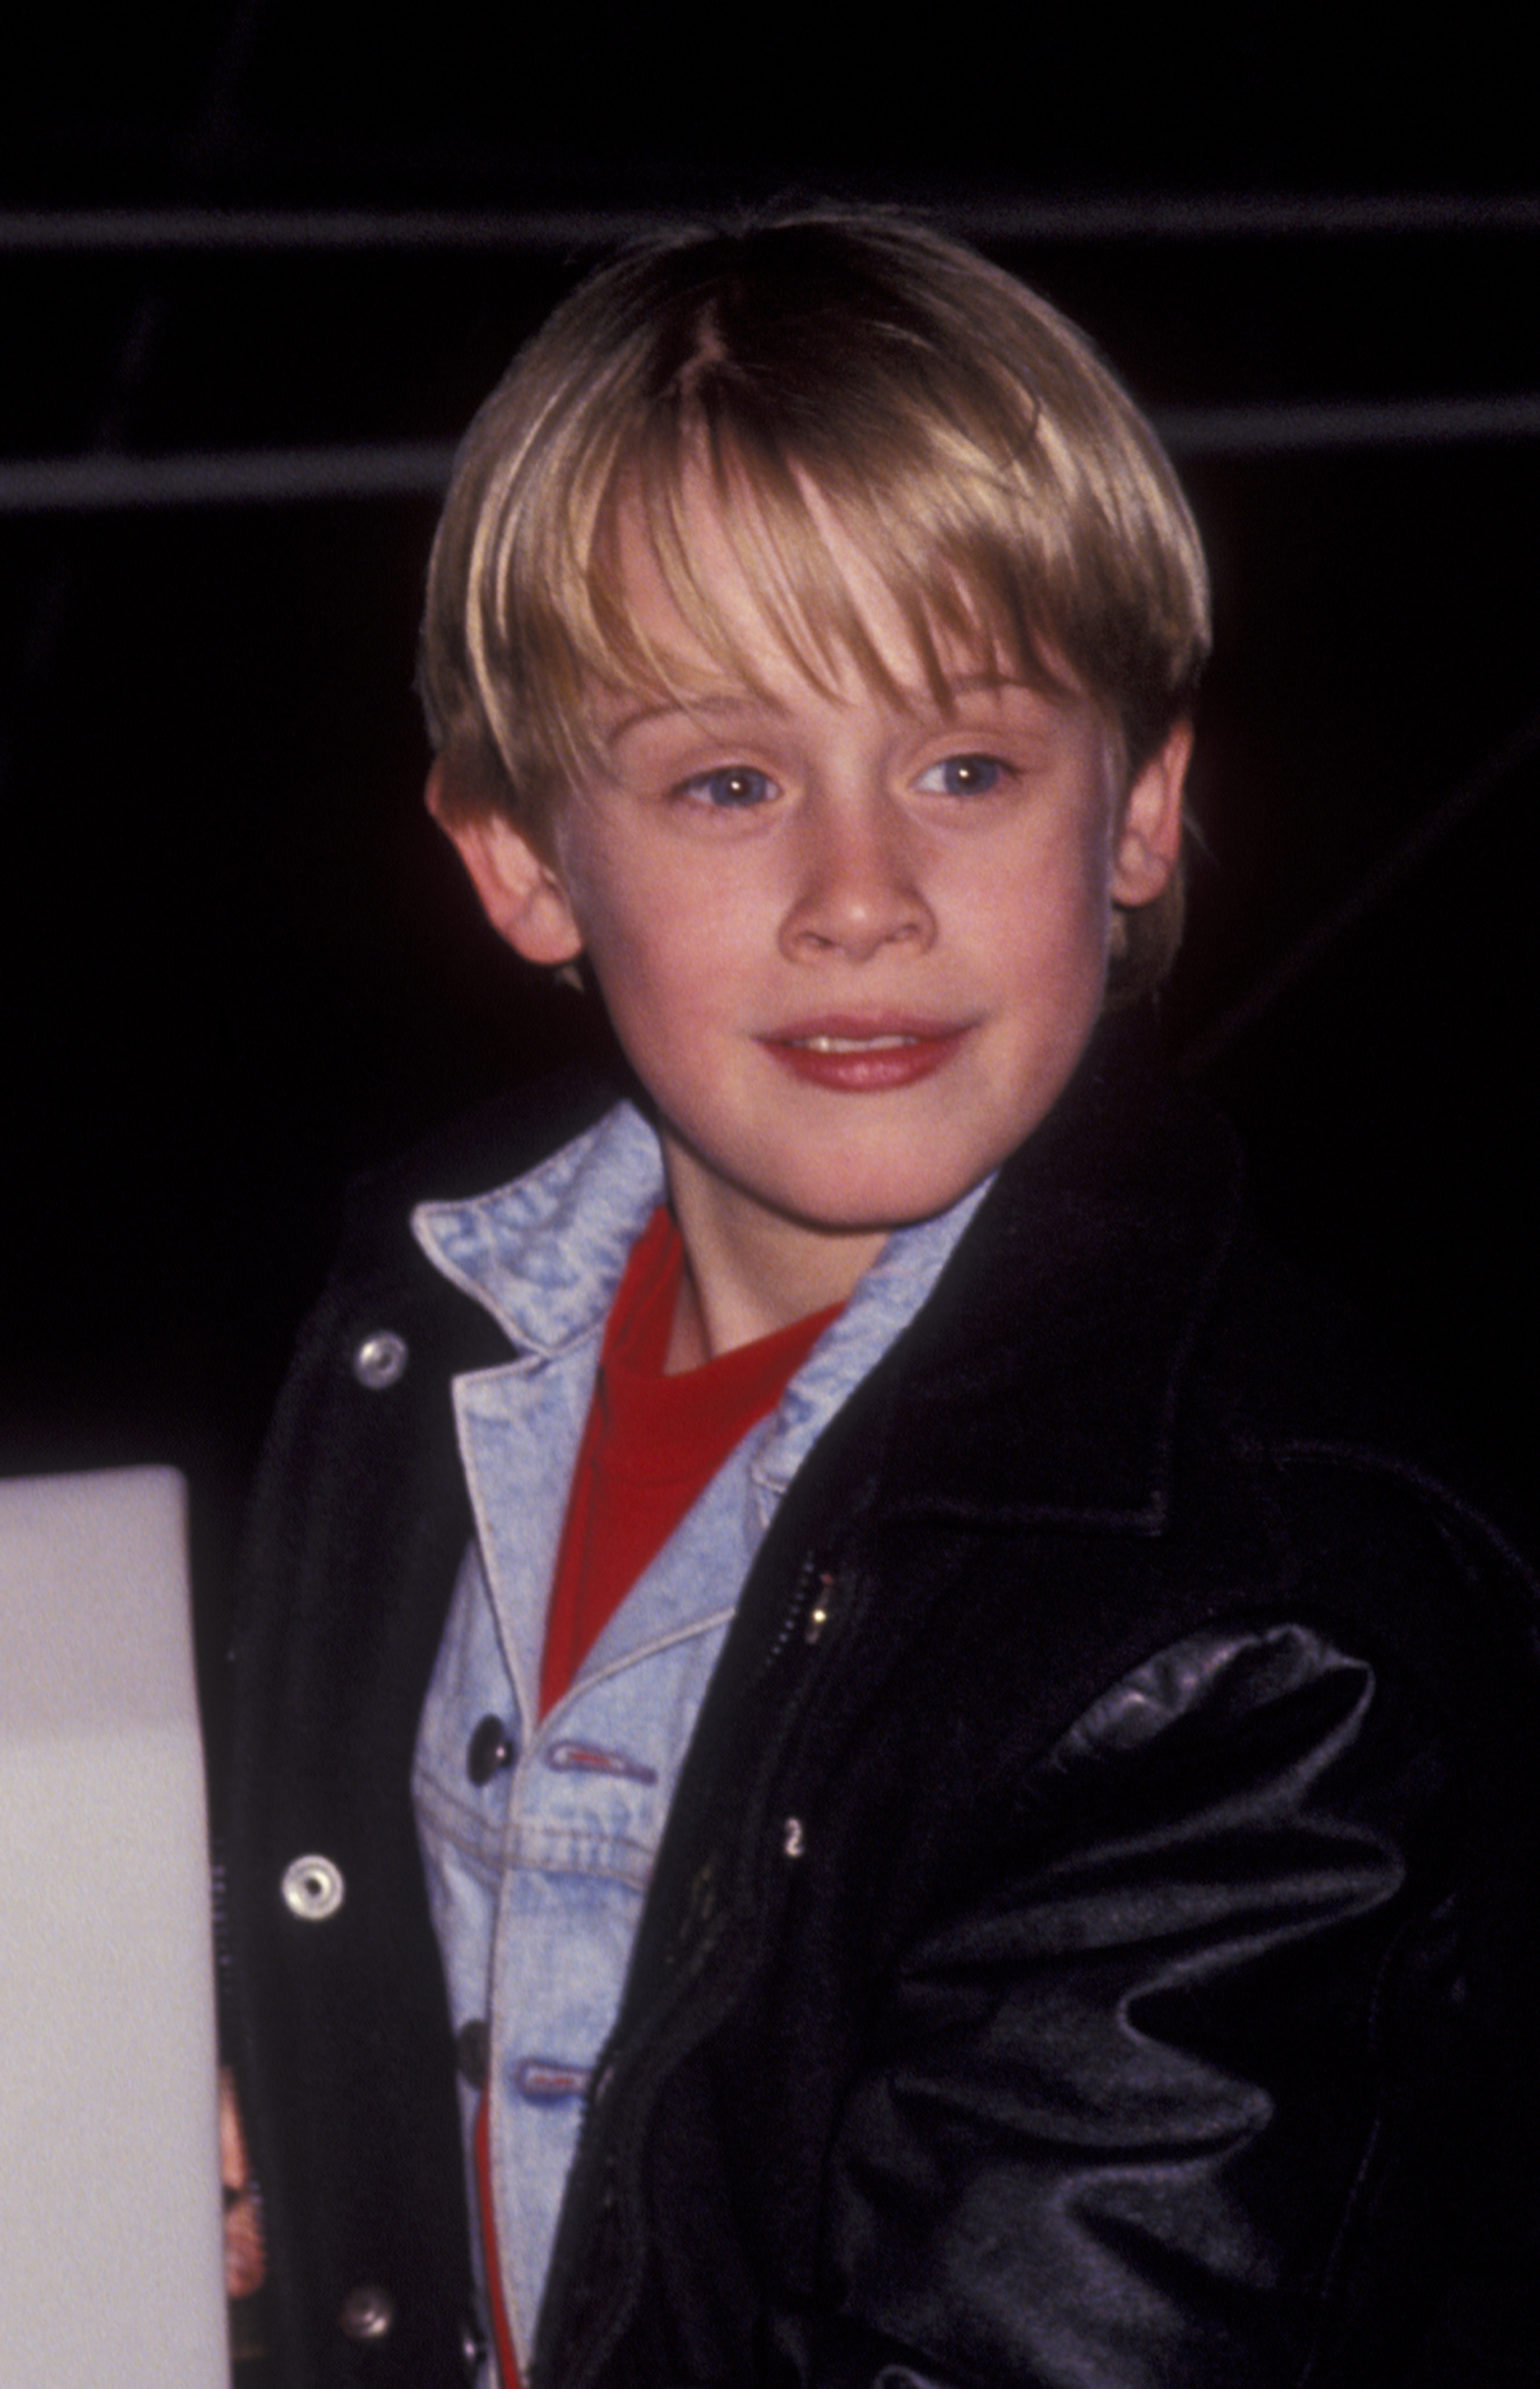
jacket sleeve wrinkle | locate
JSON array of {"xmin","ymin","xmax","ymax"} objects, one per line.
[{"xmin": 808, "ymin": 1621, "xmax": 1453, "ymax": 2389}]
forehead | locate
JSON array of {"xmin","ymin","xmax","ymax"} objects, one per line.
[
  {"xmin": 577, "ymin": 504, "xmax": 1117, "ymax": 824},
  {"xmin": 592, "ymin": 466, "xmax": 1070, "ymax": 734}
]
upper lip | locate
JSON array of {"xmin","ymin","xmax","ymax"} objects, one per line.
[{"xmin": 763, "ymin": 1012, "xmax": 971, "ymax": 1046}]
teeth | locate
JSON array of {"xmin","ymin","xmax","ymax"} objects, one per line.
[{"xmin": 795, "ymin": 1034, "xmax": 917, "ymax": 1053}]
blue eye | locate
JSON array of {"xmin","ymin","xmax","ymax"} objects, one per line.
[
  {"xmin": 679, "ymin": 765, "xmax": 776, "ymax": 809},
  {"xmin": 917, "ymin": 753, "xmax": 1008, "ymax": 797}
]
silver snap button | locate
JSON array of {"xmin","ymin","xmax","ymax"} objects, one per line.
[
  {"xmin": 280, "ymin": 1854, "xmax": 346, "ymax": 1921},
  {"xmin": 352, "ymin": 1330, "xmax": 408, "ymax": 1390},
  {"xmin": 338, "ymin": 2283, "xmax": 396, "ymax": 2342}
]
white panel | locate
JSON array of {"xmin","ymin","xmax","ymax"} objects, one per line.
[{"xmin": 0, "ymin": 1468, "xmax": 227, "ymax": 2387}]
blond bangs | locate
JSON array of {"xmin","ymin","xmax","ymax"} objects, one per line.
[{"xmin": 475, "ymin": 393, "xmax": 1104, "ymax": 792}]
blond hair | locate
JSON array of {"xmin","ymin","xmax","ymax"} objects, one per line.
[{"xmin": 420, "ymin": 209, "xmax": 1210, "ymax": 993}]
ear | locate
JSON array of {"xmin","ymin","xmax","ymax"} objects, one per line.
[
  {"xmin": 1109, "ymin": 719, "xmax": 1192, "ymax": 908},
  {"xmin": 426, "ymin": 762, "xmax": 583, "ymax": 966},
  {"xmin": 438, "ymin": 808, "xmax": 584, "ymax": 968}
]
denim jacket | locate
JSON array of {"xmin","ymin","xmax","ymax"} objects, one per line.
[{"xmin": 408, "ymin": 1101, "xmax": 989, "ymax": 2367}]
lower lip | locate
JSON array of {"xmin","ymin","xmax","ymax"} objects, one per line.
[{"xmin": 763, "ymin": 1030, "xmax": 967, "ymax": 1093}]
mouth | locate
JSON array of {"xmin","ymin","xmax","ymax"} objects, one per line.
[{"xmin": 762, "ymin": 1016, "xmax": 970, "ymax": 1092}]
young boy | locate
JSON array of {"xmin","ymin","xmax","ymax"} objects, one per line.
[{"xmin": 227, "ymin": 213, "xmax": 1539, "ymax": 2389}]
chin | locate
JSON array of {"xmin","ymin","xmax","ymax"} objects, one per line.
[{"xmin": 778, "ymin": 1170, "xmax": 978, "ymax": 1238}]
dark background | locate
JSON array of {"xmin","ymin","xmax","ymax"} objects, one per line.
[{"xmin": 3, "ymin": 6, "xmax": 1537, "ymax": 1713}]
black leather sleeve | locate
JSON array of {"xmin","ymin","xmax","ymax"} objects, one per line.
[{"xmin": 798, "ymin": 1621, "xmax": 1466, "ymax": 2389}]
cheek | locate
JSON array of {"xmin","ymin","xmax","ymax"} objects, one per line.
[
  {"xmin": 984, "ymin": 824, "xmax": 1116, "ymax": 981},
  {"xmin": 570, "ymin": 886, "xmax": 720, "ymax": 1060},
  {"xmin": 584, "ymin": 855, "xmax": 764, "ymax": 995},
  {"xmin": 552, "ymin": 842, "xmax": 659, "ymax": 986}
]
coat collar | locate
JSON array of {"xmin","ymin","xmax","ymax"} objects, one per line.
[{"xmin": 855, "ymin": 1017, "xmax": 1245, "ymax": 1535}]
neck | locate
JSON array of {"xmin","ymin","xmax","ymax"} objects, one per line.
[{"xmin": 661, "ymin": 1155, "xmax": 887, "ymax": 1371}]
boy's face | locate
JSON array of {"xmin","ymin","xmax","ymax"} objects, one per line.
[{"xmin": 443, "ymin": 488, "xmax": 1186, "ymax": 1316}]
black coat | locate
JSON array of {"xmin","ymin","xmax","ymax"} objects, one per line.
[{"xmin": 227, "ymin": 1026, "xmax": 1540, "ymax": 2389}]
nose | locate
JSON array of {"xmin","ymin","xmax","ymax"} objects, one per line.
[{"xmin": 778, "ymin": 793, "xmax": 936, "ymax": 964}]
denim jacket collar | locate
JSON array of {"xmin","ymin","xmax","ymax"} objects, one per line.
[{"xmin": 411, "ymin": 1097, "xmax": 994, "ymax": 1523}]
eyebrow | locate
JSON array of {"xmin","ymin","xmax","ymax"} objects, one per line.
[
  {"xmin": 604, "ymin": 671, "xmax": 1058, "ymax": 750},
  {"xmin": 604, "ymin": 688, "xmax": 784, "ymax": 745}
]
